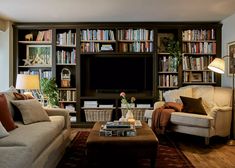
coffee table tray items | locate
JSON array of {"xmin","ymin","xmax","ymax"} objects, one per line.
[{"xmin": 100, "ymin": 121, "xmax": 137, "ymax": 137}]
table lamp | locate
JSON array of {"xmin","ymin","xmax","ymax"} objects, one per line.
[
  {"xmin": 15, "ymin": 74, "xmax": 40, "ymax": 96},
  {"xmin": 208, "ymin": 57, "xmax": 235, "ymax": 146}
]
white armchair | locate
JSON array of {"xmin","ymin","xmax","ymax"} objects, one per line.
[{"xmin": 149, "ymin": 85, "xmax": 232, "ymax": 145}]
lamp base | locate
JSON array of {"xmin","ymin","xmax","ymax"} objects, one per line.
[{"xmin": 227, "ymin": 139, "xmax": 235, "ymax": 146}]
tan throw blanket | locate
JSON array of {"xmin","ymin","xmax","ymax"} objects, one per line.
[{"xmin": 151, "ymin": 102, "xmax": 183, "ymax": 134}]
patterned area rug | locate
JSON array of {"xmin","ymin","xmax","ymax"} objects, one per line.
[{"xmin": 57, "ymin": 131, "xmax": 194, "ymax": 168}]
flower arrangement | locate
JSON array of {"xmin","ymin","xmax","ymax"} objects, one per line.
[{"xmin": 120, "ymin": 92, "xmax": 136, "ymax": 110}]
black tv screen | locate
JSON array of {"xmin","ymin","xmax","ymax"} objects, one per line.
[{"xmin": 89, "ymin": 56, "xmax": 152, "ymax": 92}]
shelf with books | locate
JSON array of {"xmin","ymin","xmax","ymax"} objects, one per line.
[
  {"xmin": 117, "ymin": 29, "xmax": 154, "ymax": 53},
  {"xmin": 80, "ymin": 29, "xmax": 116, "ymax": 53},
  {"xmin": 182, "ymin": 28, "xmax": 217, "ymax": 85}
]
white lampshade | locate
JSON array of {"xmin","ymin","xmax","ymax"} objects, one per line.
[
  {"xmin": 208, "ymin": 58, "xmax": 225, "ymax": 74},
  {"xmin": 16, "ymin": 74, "xmax": 40, "ymax": 90}
]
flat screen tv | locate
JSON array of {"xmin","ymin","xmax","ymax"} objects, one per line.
[{"xmin": 89, "ymin": 56, "xmax": 152, "ymax": 93}]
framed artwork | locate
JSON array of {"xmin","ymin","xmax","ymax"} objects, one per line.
[
  {"xmin": 190, "ymin": 72, "xmax": 202, "ymax": 82},
  {"xmin": 158, "ymin": 33, "xmax": 174, "ymax": 53},
  {"xmin": 228, "ymin": 41, "xmax": 235, "ymax": 75},
  {"xmin": 26, "ymin": 45, "xmax": 52, "ymax": 66}
]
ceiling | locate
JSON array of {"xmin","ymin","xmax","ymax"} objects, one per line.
[{"xmin": 0, "ymin": 0, "xmax": 235, "ymax": 23}]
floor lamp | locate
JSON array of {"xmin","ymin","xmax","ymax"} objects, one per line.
[{"xmin": 208, "ymin": 58, "xmax": 235, "ymax": 145}]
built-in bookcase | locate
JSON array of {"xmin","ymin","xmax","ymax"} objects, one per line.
[{"xmin": 13, "ymin": 22, "xmax": 222, "ymax": 127}]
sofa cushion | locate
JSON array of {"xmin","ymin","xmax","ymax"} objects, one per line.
[
  {"xmin": 0, "ymin": 116, "xmax": 65, "ymax": 162},
  {"xmin": 170, "ymin": 112, "xmax": 214, "ymax": 128},
  {"xmin": 180, "ymin": 96, "xmax": 207, "ymax": 115},
  {"xmin": 0, "ymin": 94, "xmax": 18, "ymax": 131},
  {"xmin": 13, "ymin": 92, "xmax": 34, "ymax": 100},
  {"xmin": 0, "ymin": 122, "xmax": 9, "ymax": 138},
  {"xmin": 11, "ymin": 99, "xmax": 50, "ymax": 124},
  {"xmin": 163, "ymin": 87, "xmax": 193, "ymax": 102},
  {"xmin": 192, "ymin": 85, "xmax": 215, "ymax": 113}
]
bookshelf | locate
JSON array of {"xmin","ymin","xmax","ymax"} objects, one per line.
[
  {"xmin": 182, "ymin": 29, "xmax": 217, "ymax": 85},
  {"xmin": 13, "ymin": 22, "xmax": 222, "ymax": 127},
  {"xmin": 55, "ymin": 28, "xmax": 77, "ymax": 123}
]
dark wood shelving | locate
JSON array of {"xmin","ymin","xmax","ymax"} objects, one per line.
[{"xmin": 13, "ymin": 22, "xmax": 222, "ymax": 127}]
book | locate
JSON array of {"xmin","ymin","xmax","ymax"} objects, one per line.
[{"xmin": 105, "ymin": 121, "xmax": 131, "ymax": 129}]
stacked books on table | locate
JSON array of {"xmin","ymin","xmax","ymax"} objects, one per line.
[{"xmin": 99, "ymin": 121, "xmax": 136, "ymax": 137}]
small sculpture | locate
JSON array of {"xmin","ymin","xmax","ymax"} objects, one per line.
[
  {"xmin": 23, "ymin": 58, "xmax": 33, "ymax": 66},
  {"xmin": 25, "ymin": 34, "xmax": 33, "ymax": 41}
]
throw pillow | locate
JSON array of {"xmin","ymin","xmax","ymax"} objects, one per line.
[
  {"xmin": 13, "ymin": 92, "xmax": 34, "ymax": 100},
  {"xmin": 180, "ymin": 96, "xmax": 207, "ymax": 115},
  {"xmin": 0, "ymin": 94, "xmax": 18, "ymax": 131},
  {"xmin": 11, "ymin": 99, "xmax": 50, "ymax": 125},
  {"xmin": 0, "ymin": 121, "xmax": 9, "ymax": 138}
]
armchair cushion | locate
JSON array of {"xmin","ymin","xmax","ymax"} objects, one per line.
[{"xmin": 180, "ymin": 96, "xmax": 207, "ymax": 115}]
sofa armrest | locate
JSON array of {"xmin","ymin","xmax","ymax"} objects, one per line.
[
  {"xmin": 209, "ymin": 106, "xmax": 232, "ymax": 136},
  {"xmin": 44, "ymin": 108, "xmax": 71, "ymax": 129},
  {"xmin": 154, "ymin": 101, "xmax": 165, "ymax": 110}
]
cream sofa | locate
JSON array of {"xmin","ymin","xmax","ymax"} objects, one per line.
[
  {"xmin": 148, "ymin": 85, "xmax": 232, "ymax": 145},
  {"xmin": 0, "ymin": 90, "xmax": 71, "ymax": 168}
]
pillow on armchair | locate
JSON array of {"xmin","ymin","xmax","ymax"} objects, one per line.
[{"xmin": 180, "ymin": 96, "xmax": 207, "ymax": 115}]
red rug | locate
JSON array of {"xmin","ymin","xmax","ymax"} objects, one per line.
[{"xmin": 57, "ymin": 131, "xmax": 194, "ymax": 168}]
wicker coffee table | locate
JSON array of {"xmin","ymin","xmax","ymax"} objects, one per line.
[{"xmin": 86, "ymin": 121, "xmax": 158, "ymax": 168}]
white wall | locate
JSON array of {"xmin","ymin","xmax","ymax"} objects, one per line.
[
  {"xmin": 222, "ymin": 12, "xmax": 235, "ymax": 138},
  {"xmin": 222, "ymin": 12, "xmax": 235, "ymax": 87},
  {"xmin": 0, "ymin": 21, "xmax": 13, "ymax": 91}
]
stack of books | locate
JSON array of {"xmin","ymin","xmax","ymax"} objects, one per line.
[{"xmin": 99, "ymin": 121, "xmax": 136, "ymax": 137}]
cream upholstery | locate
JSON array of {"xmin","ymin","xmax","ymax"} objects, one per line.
[{"xmin": 150, "ymin": 85, "xmax": 232, "ymax": 145}]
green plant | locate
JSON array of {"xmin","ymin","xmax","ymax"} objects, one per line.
[
  {"xmin": 166, "ymin": 40, "xmax": 182, "ymax": 64},
  {"xmin": 40, "ymin": 77, "xmax": 59, "ymax": 107}
]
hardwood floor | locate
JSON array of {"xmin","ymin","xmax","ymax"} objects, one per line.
[{"xmin": 70, "ymin": 128, "xmax": 235, "ymax": 168}]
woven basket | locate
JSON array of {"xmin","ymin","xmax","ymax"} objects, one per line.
[{"xmin": 84, "ymin": 109, "xmax": 113, "ymax": 122}]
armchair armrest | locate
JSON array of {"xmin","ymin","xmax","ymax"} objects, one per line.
[
  {"xmin": 44, "ymin": 107, "xmax": 71, "ymax": 129},
  {"xmin": 209, "ymin": 106, "xmax": 232, "ymax": 136}
]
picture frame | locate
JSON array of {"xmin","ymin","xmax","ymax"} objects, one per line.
[
  {"xmin": 26, "ymin": 45, "xmax": 52, "ymax": 66},
  {"xmin": 190, "ymin": 72, "xmax": 202, "ymax": 82},
  {"xmin": 228, "ymin": 41, "xmax": 235, "ymax": 75},
  {"xmin": 158, "ymin": 33, "xmax": 174, "ymax": 53}
]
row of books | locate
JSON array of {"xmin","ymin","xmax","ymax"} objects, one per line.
[
  {"xmin": 182, "ymin": 42, "xmax": 216, "ymax": 54},
  {"xmin": 81, "ymin": 29, "xmax": 115, "ymax": 41},
  {"xmin": 182, "ymin": 29, "xmax": 215, "ymax": 41},
  {"xmin": 183, "ymin": 71, "xmax": 215, "ymax": 83},
  {"xmin": 118, "ymin": 29, "xmax": 154, "ymax": 41},
  {"xmin": 81, "ymin": 42, "xmax": 114, "ymax": 53},
  {"xmin": 36, "ymin": 30, "xmax": 52, "ymax": 41},
  {"xmin": 56, "ymin": 49, "xmax": 76, "ymax": 64},
  {"xmin": 119, "ymin": 42, "xmax": 153, "ymax": 52},
  {"xmin": 159, "ymin": 56, "xmax": 178, "ymax": 72},
  {"xmin": 56, "ymin": 30, "xmax": 76, "ymax": 46},
  {"xmin": 59, "ymin": 90, "xmax": 76, "ymax": 102},
  {"xmin": 158, "ymin": 74, "xmax": 178, "ymax": 87},
  {"xmin": 182, "ymin": 56, "xmax": 213, "ymax": 71},
  {"xmin": 19, "ymin": 70, "xmax": 52, "ymax": 79}
]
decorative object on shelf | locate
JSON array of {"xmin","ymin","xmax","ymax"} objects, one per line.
[
  {"xmin": 208, "ymin": 55, "xmax": 235, "ymax": 146},
  {"xmin": 23, "ymin": 58, "xmax": 33, "ymax": 66},
  {"xmin": 40, "ymin": 77, "xmax": 59, "ymax": 107},
  {"xmin": 25, "ymin": 33, "xmax": 33, "ymax": 41},
  {"xmin": 120, "ymin": 92, "xmax": 136, "ymax": 120},
  {"xmin": 158, "ymin": 33, "xmax": 174, "ymax": 53},
  {"xmin": 26, "ymin": 45, "xmax": 52, "ymax": 66},
  {"xmin": 61, "ymin": 68, "xmax": 71, "ymax": 87}
]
